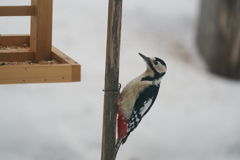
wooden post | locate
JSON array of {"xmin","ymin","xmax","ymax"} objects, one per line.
[
  {"xmin": 30, "ymin": 0, "xmax": 53, "ymax": 61},
  {"xmin": 101, "ymin": 0, "xmax": 122, "ymax": 160}
]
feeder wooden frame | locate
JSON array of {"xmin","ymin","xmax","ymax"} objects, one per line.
[{"xmin": 0, "ymin": 0, "xmax": 81, "ymax": 84}]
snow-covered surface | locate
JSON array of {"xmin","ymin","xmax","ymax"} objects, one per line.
[{"xmin": 1, "ymin": 0, "xmax": 240, "ymax": 160}]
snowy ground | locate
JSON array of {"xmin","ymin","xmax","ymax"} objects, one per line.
[{"xmin": 1, "ymin": 0, "xmax": 240, "ymax": 160}]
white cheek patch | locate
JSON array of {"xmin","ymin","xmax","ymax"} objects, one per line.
[
  {"xmin": 140, "ymin": 98, "xmax": 153, "ymax": 116},
  {"xmin": 153, "ymin": 78, "xmax": 161, "ymax": 86}
]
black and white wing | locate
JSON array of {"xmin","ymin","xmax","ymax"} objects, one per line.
[{"xmin": 121, "ymin": 84, "xmax": 160, "ymax": 144}]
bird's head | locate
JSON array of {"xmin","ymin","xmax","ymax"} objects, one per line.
[{"xmin": 139, "ymin": 53, "xmax": 167, "ymax": 79}]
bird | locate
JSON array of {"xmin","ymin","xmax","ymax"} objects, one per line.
[{"xmin": 115, "ymin": 53, "xmax": 167, "ymax": 157}]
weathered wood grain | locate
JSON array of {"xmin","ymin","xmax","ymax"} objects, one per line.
[{"xmin": 101, "ymin": 0, "xmax": 122, "ymax": 160}]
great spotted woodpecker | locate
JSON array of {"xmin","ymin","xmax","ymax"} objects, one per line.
[{"xmin": 115, "ymin": 53, "xmax": 167, "ymax": 157}]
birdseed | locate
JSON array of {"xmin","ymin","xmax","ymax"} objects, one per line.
[{"xmin": 0, "ymin": 45, "xmax": 62, "ymax": 66}]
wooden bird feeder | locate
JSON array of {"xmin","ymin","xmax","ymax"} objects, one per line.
[{"xmin": 0, "ymin": 0, "xmax": 81, "ymax": 84}]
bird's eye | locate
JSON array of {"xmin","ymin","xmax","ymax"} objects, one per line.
[{"xmin": 154, "ymin": 61, "xmax": 158, "ymax": 65}]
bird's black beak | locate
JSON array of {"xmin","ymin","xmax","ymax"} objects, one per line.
[{"xmin": 139, "ymin": 53, "xmax": 150, "ymax": 62}]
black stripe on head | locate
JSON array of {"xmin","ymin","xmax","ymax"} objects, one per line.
[
  {"xmin": 142, "ymin": 57, "xmax": 166, "ymax": 82},
  {"xmin": 155, "ymin": 57, "xmax": 166, "ymax": 67},
  {"xmin": 147, "ymin": 60, "xmax": 158, "ymax": 74}
]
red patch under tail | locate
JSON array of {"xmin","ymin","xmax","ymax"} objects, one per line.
[{"xmin": 117, "ymin": 100, "xmax": 127, "ymax": 140}]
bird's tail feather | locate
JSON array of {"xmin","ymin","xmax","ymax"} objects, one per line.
[{"xmin": 115, "ymin": 138, "xmax": 122, "ymax": 158}]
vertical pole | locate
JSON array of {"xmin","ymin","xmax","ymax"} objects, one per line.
[
  {"xmin": 30, "ymin": 0, "xmax": 53, "ymax": 61},
  {"xmin": 101, "ymin": 0, "xmax": 122, "ymax": 160}
]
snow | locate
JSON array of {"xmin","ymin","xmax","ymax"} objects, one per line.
[{"xmin": 1, "ymin": 0, "xmax": 240, "ymax": 160}]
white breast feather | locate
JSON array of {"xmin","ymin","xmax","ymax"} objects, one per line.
[{"xmin": 119, "ymin": 74, "xmax": 152, "ymax": 119}]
